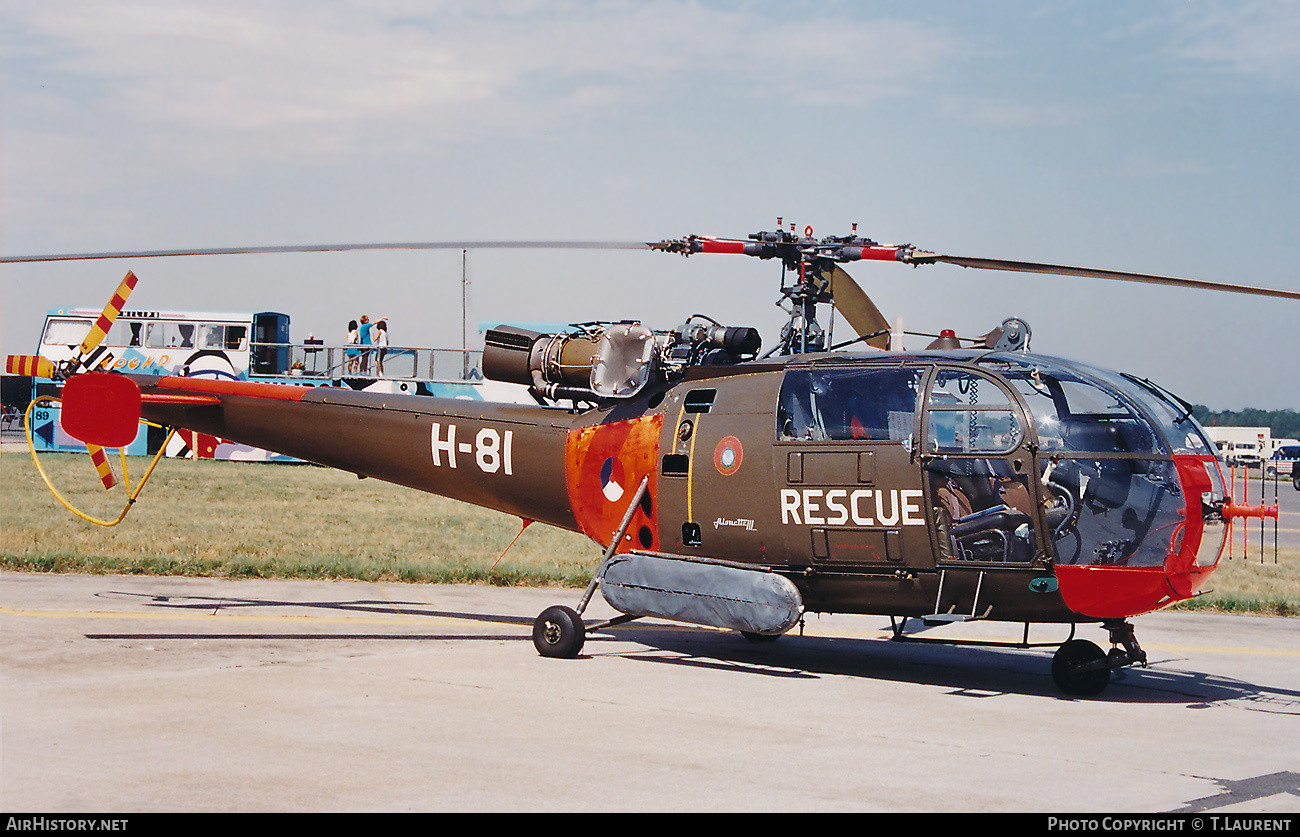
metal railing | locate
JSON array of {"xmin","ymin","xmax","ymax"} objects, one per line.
[{"xmin": 252, "ymin": 342, "xmax": 484, "ymax": 382}]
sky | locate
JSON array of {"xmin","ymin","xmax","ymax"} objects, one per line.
[{"xmin": 2, "ymin": 0, "xmax": 1298, "ymax": 411}]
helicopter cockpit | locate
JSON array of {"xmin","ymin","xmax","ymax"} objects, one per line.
[
  {"xmin": 776, "ymin": 353, "xmax": 1228, "ymax": 613},
  {"xmin": 987, "ymin": 355, "xmax": 1226, "ymax": 571}
]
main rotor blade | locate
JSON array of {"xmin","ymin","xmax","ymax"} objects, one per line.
[
  {"xmin": 918, "ymin": 254, "xmax": 1300, "ymax": 302},
  {"xmin": 828, "ymin": 266, "xmax": 890, "ymax": 349},
  {"xmin": 0, "ymin": 241, "xmax": 654, "ymax": 264}
]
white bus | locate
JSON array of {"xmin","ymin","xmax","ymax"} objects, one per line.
[{"xmin": 27, "ymin": 306, "xmax": 512, "ymax": 460}]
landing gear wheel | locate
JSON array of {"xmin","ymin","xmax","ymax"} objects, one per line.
[
  {"xmin": 741, "ymin": 631, "xmax": 781, "ymax": 643},
  {"xmin": 533, "ymin": 605, "xmax": 585, "ymax": 658},
  {"xmin": 1051, "ymin": 639, "xmax": 1110, "ymax": 697}
]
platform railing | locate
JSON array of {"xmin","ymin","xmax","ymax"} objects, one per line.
[{"xmin": 252, "ymin": 342, "xmax": 483, "ymax": 382}]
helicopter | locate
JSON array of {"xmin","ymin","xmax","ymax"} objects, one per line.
[{"xmin": 6, "ymin": 223, "xmax": 1297, "ymax": 697}]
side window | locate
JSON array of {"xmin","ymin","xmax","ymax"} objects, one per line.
[
  {"xmin": 925, "ymin": 369, "xmax": 1022, "ymax": 454},
  {"xmin": 779, "ymin": 367, "xmax": 921, "ymax": 442},
  {"xmin": 147, "ymin": 323, "xmax": 197, "ymax": 349},
  {"xmin": 224, "ymin": 325, "xmax": 248, "ymax": 350},
  {"xmin": 200, "ymin": 325, "xmax": 224, "ymax": 350},
  {"xmin": 41, "ymin": 318, "xmax": 93, "ymax": 347}
]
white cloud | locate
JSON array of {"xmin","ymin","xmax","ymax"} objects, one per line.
[
  {"xmin": 939, "ymin": 96, "xmax": 1093, "ymax": 129},
  {"xmin": 2, "ymin": 1, "xmax": 957, "ymax": 174},
  {"xmin": 1167, "ymin": 0, "xmax": 1300, "ymax": 91}
]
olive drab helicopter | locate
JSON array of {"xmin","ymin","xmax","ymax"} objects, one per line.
[{"xmin": 7, "ymin": 222, "xmax": 1298, "ymax": 697}]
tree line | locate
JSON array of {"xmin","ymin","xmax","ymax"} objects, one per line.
[{"xmin": 1192, "ymin": 407, "xmax": 1300, "ymax": 440}]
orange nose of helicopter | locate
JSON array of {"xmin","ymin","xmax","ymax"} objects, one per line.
[{"xmin": 1054, "ymin": 453, "xmax": 1276, "ymax": 619}]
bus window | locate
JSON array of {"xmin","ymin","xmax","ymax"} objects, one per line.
[
  {"xmin": 199, "ymin": 324, "xmax": 248, "ymax": 351},
  {"xmin": 42, "ymin": 318, "xmax": 93, "ymax": 347},
  {"xmin": 105, "ymin": 319, "xmax": 145, "ymax": 347},
  {"xmin": 146, "ymin": 322, "xmax": 196, "ymax": 349},
  {"xmin": 225, "ymin": 325, "xmax": 247, "ymax": 350}
]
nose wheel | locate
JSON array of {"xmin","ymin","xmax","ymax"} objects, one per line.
[
  {"xmin": 1051, "ymin": 639, "xmax": 1110, "ymax": 696},
  {"xmin": 1050, "ymin": 620, "xmax": 1147, "ymax": 697}
]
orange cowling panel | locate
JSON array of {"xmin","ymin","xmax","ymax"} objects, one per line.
[{"xmin": 565, "ymin": 414, "xmax": 661, "ymax": 552}]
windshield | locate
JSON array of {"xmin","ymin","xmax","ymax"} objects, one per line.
[{"xmin": 989, "ymin": 356, "xmax": 1222, "ymax": 568}]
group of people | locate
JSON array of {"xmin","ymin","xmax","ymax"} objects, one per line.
[{"xmin": 345, "ymin": 314, "xmax": 389, "ymax": 376}]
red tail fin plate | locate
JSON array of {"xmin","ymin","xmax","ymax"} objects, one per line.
[{"xmin": 61, "ymin": 373, "xmax": 142, "ymax": 448}]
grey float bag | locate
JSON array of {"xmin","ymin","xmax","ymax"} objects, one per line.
[{"xmin": 599, "ymin": 551, "xmax": 803, "ymax": 636}]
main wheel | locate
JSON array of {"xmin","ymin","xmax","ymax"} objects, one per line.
[
  {"xmin": 1051, "ymin": 639, "xmax": 1110, "ymax": 697},
  {"xmin": 1293, "ymin": 472, "xmax": 1300, "ymax": 491},
  {"xmin": 532, "ymin": 605, "xmax": 585, "ymax": 658}
]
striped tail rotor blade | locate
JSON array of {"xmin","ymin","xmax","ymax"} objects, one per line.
[
  {"xmin": 87, "ymin": 445, "xmax": 117, "ymax": 490},
  {"xmin": 77, "ymin": 271, "xmax": 139, "ymax": 356},
  {"xmin": 6, "ymin": 354, "xmax": 55, "ymax": 378}
]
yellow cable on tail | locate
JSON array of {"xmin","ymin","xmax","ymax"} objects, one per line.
[{"xmin": 23, "ymin": 396, "xmax": 175, "ymax": 527}]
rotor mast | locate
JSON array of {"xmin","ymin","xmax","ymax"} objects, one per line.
[{"xmin": 652, "ymin": 220, "xmax": 903, "ymax": 355}]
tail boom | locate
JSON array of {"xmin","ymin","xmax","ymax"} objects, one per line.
[{"xmin": 134, "ymin": 376, "xmax": 581, "ymax": 532}]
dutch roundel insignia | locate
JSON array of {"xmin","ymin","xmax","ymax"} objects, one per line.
[
  {"xmin": 713, "ymin": 436, "xmax": 743, "ymax": 476},
  {"xmin": 600, "ymin": 456, "xmax": 626, "ymax": 502}
]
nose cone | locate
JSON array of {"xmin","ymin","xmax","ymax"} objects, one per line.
[{"xmin": 1055, "ymin": 454, "xmax": 1225, "ymax": 619}]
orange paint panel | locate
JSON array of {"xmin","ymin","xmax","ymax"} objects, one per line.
[
  {"xmin": 1055, "ymin": 565, "xmax": 1179, "ymax": 619},
  {"xmin": 565, "ymin": 414, "xmax": 661, "ymax": 551},
  {"xmin": 140, "ymin": 393, "xmax": 222, "ymax": 406},
  {"xmin": 155, "ymin": 376, "xmax": 311, "ymax": 401}
]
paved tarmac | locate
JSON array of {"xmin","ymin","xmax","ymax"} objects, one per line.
[{"xmin": 3, "ymin": 572, "xmax": 1299, "ymax": 813}]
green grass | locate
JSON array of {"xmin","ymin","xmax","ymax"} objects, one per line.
[
  {"xmin": 1169, "ymin": 546, "xmax": 1300, "ymax": 617},
  {"xmin": 1, "ymin": 450, "xmax": 599, "ymax": 586},
  {"xmin": 3, "ymin": 448, "xmax": 1298, "ymax": 614}
]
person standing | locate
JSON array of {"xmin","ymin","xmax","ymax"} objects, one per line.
[
  {"xmin": 345, "ymin": 320, "xmax": 359, "ymax": 374},
  {"xmin": 358, "ymin": 315, "xmax": 372, "ymax": 373},
  {"xmin": 357, "ymin": 315, "xmax": 387, "ymax": 375},
  {"xmin": 375, "ymin": 320, "xmax": 389, "ymax": 377}
]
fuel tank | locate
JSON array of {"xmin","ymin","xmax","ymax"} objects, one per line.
[{"xmin": 599, "ymin": 551, "xmax": 804, "ymax": 635}]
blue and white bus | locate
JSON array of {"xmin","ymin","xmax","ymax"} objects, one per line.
[{"xmin": 27, "ymin": 306, "xmax": 521, "ymax": 460}]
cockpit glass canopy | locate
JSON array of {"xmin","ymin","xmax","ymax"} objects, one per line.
[
  {"xmin": 986, "ymin": 356, "xmax": 1222, "ymax": 569},
  {"xmin": 991, "ymin": 357, "xmax": 1215, "ymax": 458}
]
